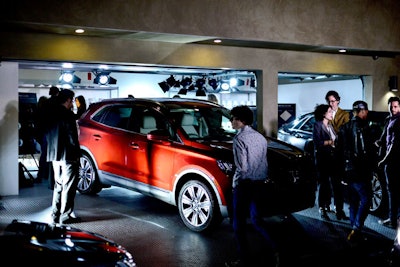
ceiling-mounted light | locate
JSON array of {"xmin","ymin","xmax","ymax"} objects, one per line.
[
  {"xmin": 389, "ymin": 76, "xmax": 398, "ymax": 92},
  {"xmin": 166, "ymin": 75, "xmax": 180, "ymax": 87},
  {"xmin": 250, "ymin": 78, "xmax": 256, "ymax": 88},
  {"xmin": 208, "ymin": 78, "xmax": 218, "ymax": 90},
  {"xmin": 195, "ymin": 88, "xmax": 207, "ymax": 97},
  {"xmin": 158, "ymin": 81, "xmax": 170, "ymax": 93},
  {"xmin": 181, "ymin": 77, "xmax": 192, "ymax": 88},
  {"xmin": 229, "ymin": 77, "xmax": 245, "ymax": 87},
  {"xmin": 59, "ymin": 70, "xmax": 81, "ymax": 84},
  {"xmin": 195, "ymin": 78, "xmax": 206, "ymax": 88},
  {"xmin": 220, "ymin": 81, "xmax": 230, "ymax": 91},
  {"xmin": 188, "ymin": 84, "xmax": 196, "ymax": 91},
  {"xmin": 94, "ymin": 71, "xmax": 117, "ymax": 85},
  {"xmin": 178, "ymin": 88, "xmax": 188, "ymax": 95}
]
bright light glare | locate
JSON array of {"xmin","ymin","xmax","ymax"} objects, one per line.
[
  {"xmin": 99, "ymin": 75, "xmax": 109, "ymax": 85},
  {"xmin": 229, "ymin": 78, "xmax": 238, "ymax": 87},
  {"xmin": 221, "ymin": 82, "xmax": 230, "ymax": 90},
  {"xmin": 62, "ymin": 73, "xmax": 74, "ymax": 83}
]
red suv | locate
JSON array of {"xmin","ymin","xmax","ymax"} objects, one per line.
[{"xmin": 77, "ymin": 98, "xmax": 316, "ymax": 232}]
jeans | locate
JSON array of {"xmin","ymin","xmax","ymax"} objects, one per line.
[
  {"xmin": 384, "ymin": 163, "xmax": 400, "ymax": 224},
  {"xmin": 232, "ymin": 180, "xmax": 276, "ymax": 261},
  {"xmin": 51, "ymin": 160, "xmax": 79, "ymax": 221},
  {"xmin": 348, "ymin": 180, "xmax": 371, "ymax": 230}
]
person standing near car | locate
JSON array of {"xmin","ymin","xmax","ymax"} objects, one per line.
[
  {"xmin": 337, "ymin": 101, "xmax": 375, "ymax": 242},
  {"xmin": 74, "ymin": 95, "xmax": 87, "ymax": 120},
  {"xmin": 225, "ymin": 105, "xmax": 279, "ymax": 267},
  {"xmin": 45, "ymin": 89, "xmax": 82, "ymax": 225},
  {"xmin": 313, "ymin": 104, "xmax": 343, "ymax": 220},
  {"xmin": 378, "ymin": 96, "xmax": 400, "ymax": 229},
  {"xmin": 325, "ymin": 90, "xmax": 350, "ymax": 219}
]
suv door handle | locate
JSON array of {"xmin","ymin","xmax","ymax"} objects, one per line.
[{"xmin": 129, "ymin": 142, "xmax": 140, "ymax": 149}]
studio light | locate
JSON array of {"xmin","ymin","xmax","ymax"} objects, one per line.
[
  {"xmin": 94, "ymin": 71, "xmax": 117, "ymax": 85},
  {"xmin": 158, "ymin": 81, "xmax": 170, "ymax": 93},
  {"xmin": 181, "ymin": 77, "xmax": 192, "ymax": 88},
  {"xmin": 195, "ymin": 78, "xmax": 206, "ymax": 89},
  {"xmin": 195, "ymin": 88, "xmax": 207, "ymax": 96},
  {"xmin": 389, "ymin": 76, "xmax": 398, "ymax": 92},
  {"xmin": 220, "ymin": 81, "xmax": 230, "ymax": 91},
  {"xmin": 208, "ymin": 78, "xmax": 218, "ymax": 90},
  {"xmin": 59, "ymin": 71, "xmax": 81, "ymax": 84},
  {"xmin": 166, "ymin": 75, "xmax": 180, "ymax": 87},
  {"xmin": 178, "ymin": 88, "xmax": 188, "ymax": 95}
]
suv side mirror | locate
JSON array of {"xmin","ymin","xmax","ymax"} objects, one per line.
[{"xmin": 147, "ymin": 130, "xmax": 171, "ymax": 144}]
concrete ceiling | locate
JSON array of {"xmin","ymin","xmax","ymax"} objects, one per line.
[{"xmin": 5, "ymin": 21, "xmax": 384, "ymax": 84}]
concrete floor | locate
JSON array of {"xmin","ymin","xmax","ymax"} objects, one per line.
[{"xmin": 0, "ymin": 176, "xmax": 397, "ymax": 267}]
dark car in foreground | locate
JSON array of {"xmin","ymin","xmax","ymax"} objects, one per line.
[
  {"xmin": 277, "ymin": 110, "xmax": 389, "ymax": 215},
  {"xmin": 77, "ymin": 98, "xmax": 316, "ymax": 232},
  {"xmin": 0, "ymin": 220, "xmax": 136, "ymax": 266}
]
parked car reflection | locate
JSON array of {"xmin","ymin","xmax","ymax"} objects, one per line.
[
  {"xmin": 277, "ymin": 110, "xmax": 389, "ymax": 215},
  {"xmin": 0, "ymin": 220, "xmax": 136, "ymax": 267}
]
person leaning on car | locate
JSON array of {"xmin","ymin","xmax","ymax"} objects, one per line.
[
  {"xmin": 45, "ymin": 89, "xmax": 82, "ymax": 225},
  {"xmin": 337, "ymin": 100, "xmax": 376, "ymax": 242},
  {"xmin": 378, "ymin": 96, "xmax": 400, "ymax": 229}
]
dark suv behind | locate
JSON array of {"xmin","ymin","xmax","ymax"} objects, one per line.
[{"xmin": 77, "ymin": 98, "xmax": 316, "ymax": 232}]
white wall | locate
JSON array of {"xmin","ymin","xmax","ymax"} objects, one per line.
[
  {"xmin": 0, "ymin": 62, "xmax": 19, "ymax": 196},
  {"xmin": 278, "ymin": 79, "xmax": 363, "ymax": 117}
]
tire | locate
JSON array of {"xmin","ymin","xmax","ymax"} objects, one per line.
[
  {"xmin": 78, "ymin": 153, "xmax": 102, "ymax": 195},
  {"xmin": 178, "ymin": 180, "xmax": 221, "ymax": 232},
  {"xmin": 370, "ymin": 171, "xmax": 387, "ymax": 215}
]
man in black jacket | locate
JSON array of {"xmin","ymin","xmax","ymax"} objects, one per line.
[
  {"xmin": 45, "ymin": 89, "xmax": 81, "ymax": 225},
  {"xmin": 338, "ymin": 100, "xmax": 376, "ymax": 242}
]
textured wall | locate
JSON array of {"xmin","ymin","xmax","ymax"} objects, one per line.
[{"xmin": 2, "ymin": 0, "xmax": 399, "ymax": 50}]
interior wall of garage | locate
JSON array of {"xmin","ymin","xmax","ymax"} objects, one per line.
[{"xmin": 278, "ymin": 79, "xmax": 363, "ymax": 117}]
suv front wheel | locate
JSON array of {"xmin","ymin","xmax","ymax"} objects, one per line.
[
  {"xmin": 78, "ymin": 153, "xmax": 102, "ymax": 195},
  {"xmin": 178, "ymin": 180, "xmax": 221, "ymax": 232}
]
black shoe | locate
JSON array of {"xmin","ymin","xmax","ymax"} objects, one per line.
[
  {"xmin": 51, "ymin": 217, "xmax": 59, "ymax": 225},
  {"xmin": 336, "ymin": 210, "xmax": 349, "ymax": 220},
  {"xmin": 319, "ymin": 208, "xmax": 330, "ymax": 220},
  {"xmin": 324, "ymin": 206, "xmax": 334, "ymax": 213},
  {"xmin": 378, "ymin": 218, "xmax": 396, "ymax": 228},
  {"xmin": 273, "ymin": 251, "xmax": 280, "ymax": 267},
  {"xmin": 225, "ymin": 259, "xmax": 243, "ymax": 267},
  {"xmin": 60, "ymin": 216, "xmax": 82, "ymax": 224},
  {"xmin": 347, "ymin": 229, "xmax": 360, "ymax": 242}
]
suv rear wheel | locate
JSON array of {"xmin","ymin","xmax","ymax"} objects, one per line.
[
  {"xmin": 370, "ymin": 172, "xmax": 387, "ymax": 215},
  {"xmin": 178, "ymin": 180, "xmax": 221, "ymax": 232}
]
